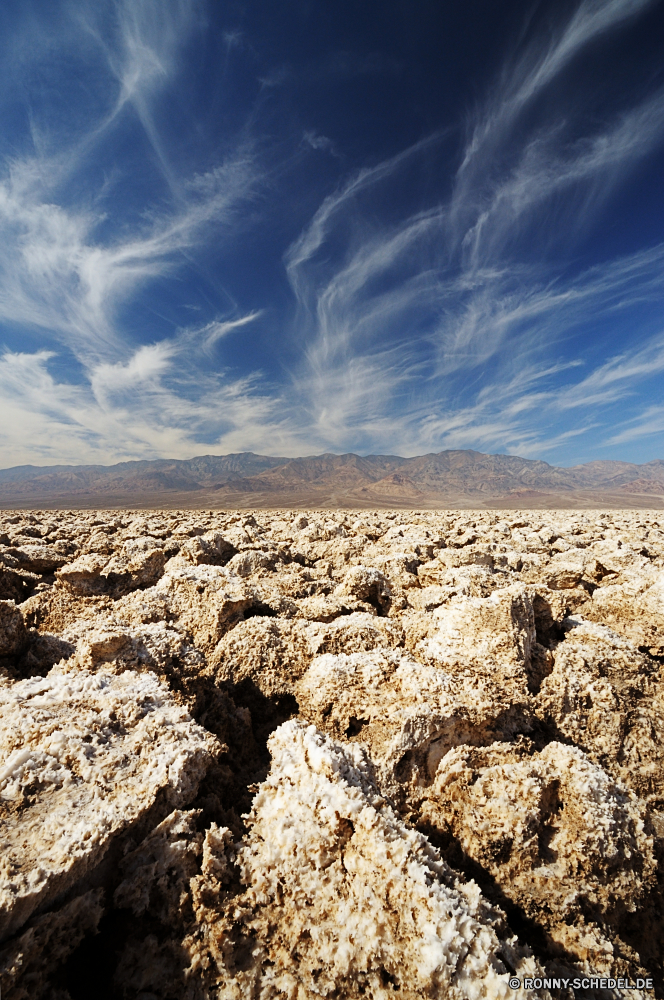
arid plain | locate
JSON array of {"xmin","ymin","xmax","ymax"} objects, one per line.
[{"xmin": 0, "ymin": 506, "xmax": 663, "ymax": 999}]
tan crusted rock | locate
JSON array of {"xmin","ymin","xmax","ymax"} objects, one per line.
[
  {"xmin": 153, "ymin": 562, "xmax": 258, "ymax": 653},
  {"xmin": 55, "ymin": 537, "xmax": 166, "ymax": 596},
  {"xmin": 0, "ymin": 887, "xmax": 104, "ymax": 1000},
  {"xmin": 0, "ymin": 669, "xmax": 217, "ymax": 941},
  {"xmin": 412, "ymin": 585, "xmax": 536, "ymax": 737},
  {"xmin": 99, "ymin": 535, "xmax": 167, "ymax": 591},
  {"xmin": 1, "ymin": 507, "xmax": 663, "ymax": 995},
  {"xmin": 420, "ymin": 740, "xmax": 656, "ymax": 978},
  {"xmin": 0, "ymin": 601, "xmax": 27, "ymax": 658},
  {"xmin": 296, "ymin": 648, "xmax": 531, "ymax": 808},
  {"xmin": 584, "ymin": 569, "xmax": 664, "ymax": 652},
  {"xmin": 535, "ymin": 617, "xmax": 664, "ymax": 799},
  {"xmin": 211, "ymin": 616, "xmax": 319, "ymax": 696},
  {"xmin": 333, "ymin": 564, "xmax": 393, "ymax": 612},
  {"xmin": 55, "ymin": 552, "xmax": 111, "ymax": 594},
  {"xmin": 180, "ymin": 531, "xmax": 236, "ymax": 566},
  {"xmin": 417, "ymin": 584, "xmax": 535, "ymax": 674},
  {"xmin": 181, "ymin": 721, "xmax": 549, "ymax": 1000},
  {"xmin": 3, "ymin": 544, "xmax": 68, "ymax": 576},
  {"xmin": 114, "ymin": 809, "xmax": 204, "ymax": 922}
]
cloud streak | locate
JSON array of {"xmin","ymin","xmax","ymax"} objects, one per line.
[
  {"xmin": 0, "ymin": 0, "xmax": 288, "ymax": 465},
  {"xmin": 1, "ymin": 0, "xmax": 663, "ymax": 468},
  {"xmin": 282, "ymin": 0, "xmax": 664, "ymax": 459}
]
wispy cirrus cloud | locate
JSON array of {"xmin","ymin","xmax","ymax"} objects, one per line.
[
  {"xmin": 196, "ymin": 311, "xmax": 264, "ymax": 353},
  {"xmin": 0, "ymin": 143, "xmax": 261, "ymax": 359},
  {"xmin": 553, "ymin": 331, "xmax": 664, "ymax": 410},
  {"xmin": 453, "ymin": 0, "xmax": 656, "ymax": 206},
  {"xmin": 1, "ymin": 0, "xmax": 663, "ymax": 469},
  {"xmin": 0, "ymin": 337, "xmax": 297, "ymax": 468},
  {"xmin": 81, "ymin": 0, "xmax": 207, "ymax": 197},
  {"xmin": 608, "ymin": 404, "xmax": 664, "ymax": 445},
  {"xmin": 281, "ymin": 0, "xmax": 664, "ymax": 460},
  {"xmin": 0, "ymin": 0, "xmax": 293, "ymax": 466}
]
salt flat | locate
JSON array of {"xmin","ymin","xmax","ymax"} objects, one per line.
[{"xmin": 0, "ymin": 508, "xmax": 662, "ymax": 999}]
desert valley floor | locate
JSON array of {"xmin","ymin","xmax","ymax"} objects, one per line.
[{"xmin": 0, "ymin": 507, "xmax": 663, "ymax": 999}]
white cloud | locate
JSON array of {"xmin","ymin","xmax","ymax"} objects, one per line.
[
  {"xmin": 0, "ymin": 147, "xmax": 259, "ymax": 364},
  {"xmin": 553, "ymin": 333, "xmax": 664, "ymax": 410},
  {"xmin": 458, "ymin": 89, "xmax": 664, "ymax": 272},
  {"xmin": 301, "ymin": 132, "xmax": 341, "ymax": 158},
  {"xmin": 279, "ymin": 0, "xmax": 664, "ymax": 460},
  {"xmin": 196, "ymin": 311, "xmax": 263, "ymax": 352},
  {"xmin": 0, "ymin": 344, "xmax": 305, "ymax": 467},
  {"xmin": 0, "ymin": 0, "xmax": 280, "ymax": 467},
  {"xmin": 456, "ymin": 0, "xmax": 655, "ymax": 181},
  {"xmin": 607, "ymin": 404, "xmax": 664, "ymax": 444},
  {"xmin": 1, "ymin": 0, "xmax": 663, "ymax": 468},
  {"xmin": 285, "ymin": 133, "xmax": 444, "ymax": 288}
]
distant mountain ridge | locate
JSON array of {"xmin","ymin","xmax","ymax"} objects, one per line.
[{"xmin": 1, "ymin": 450, "xmax": 664, "ymax": 509}]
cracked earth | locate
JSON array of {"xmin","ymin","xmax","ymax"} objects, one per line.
[{"xmin": 0, "ymin": 508, "xmax": 662, "ymax": 1000}]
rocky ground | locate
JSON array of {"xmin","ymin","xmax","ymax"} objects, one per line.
[{"xmin": 0, "ymin": 508, "xmax": 662, "ymax": 1000}]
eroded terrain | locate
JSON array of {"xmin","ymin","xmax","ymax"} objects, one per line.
[{"xmin": 0, "ymin": 508, "xmax": 662, "ymax": 999}]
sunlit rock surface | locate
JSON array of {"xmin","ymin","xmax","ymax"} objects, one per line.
[{"xmin": 0, "ymin": 507, "xmax": 662, "ymax": 999}]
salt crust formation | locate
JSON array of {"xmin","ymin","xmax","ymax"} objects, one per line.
[{"xmin": 0, "ymin": 508, "xmax": 662, "ymax": 999}]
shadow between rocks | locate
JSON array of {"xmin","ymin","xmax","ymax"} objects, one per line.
[
  {"xmin": 51, "ymin": 669, "xmax": 301, "ymax": 1000},
  {"xmin": 416, "ymin": 819, "xmax": 581, "ymax": 978}
]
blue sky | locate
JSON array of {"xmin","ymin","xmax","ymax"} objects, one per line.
[{"xmin": 1, "ymin": 0, "xmax": 664, "ymax": 468}]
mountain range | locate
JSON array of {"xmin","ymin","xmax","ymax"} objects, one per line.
[{"xmin": 1, "ymin": 450, "xmax": 664, "ymax": 509}]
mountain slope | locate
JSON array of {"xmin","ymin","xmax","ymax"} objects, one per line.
[{"xmin": 0, "ymin": 450, "xmax": 663, "ymax": 508}]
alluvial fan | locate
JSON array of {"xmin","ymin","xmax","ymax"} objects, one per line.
[{"xmin": 0, "ymin": 507, "xmax": 662, "ymax": 999}]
